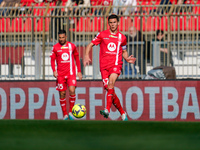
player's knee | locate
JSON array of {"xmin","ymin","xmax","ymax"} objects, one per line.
[
  {"xmin": 69, "ymin": 90, "xmax": 75, "ymax": 95},
  {"xmin": 60, "ymin": 91, "xmax": 66, "ymax": 98},
  {"xmin": 108, "ymin": 81, "xmax": 114, "ymax": 88}
]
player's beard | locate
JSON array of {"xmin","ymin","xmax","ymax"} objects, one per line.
[{"xmin": 59, "ymin": 39, "xmax": 67, "ymax": 45}]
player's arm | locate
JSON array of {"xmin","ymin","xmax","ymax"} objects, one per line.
[
  {"xmin": 50, "ymin": 57, "xmax": 58, "ymax": 78},
  {"xmin": 84, "ymin": 32, "xmax": 101, "ymax": 66},
  {"xmin": 73, "ymin": 48, "xmax": 82, "ymax": 80},
  {"xmin": 122, "ymin": 49, "xmax": 136, "ymax": 64},
  {"xmin": 50, "ymin": 48, "xmax": 58, "ymax": 78},
  {"xmin": 83, "ymin": 42, "xmax": 94, "ymax": 67},
  {"xmin": 122, "ymin": 36, "xmax": 136, "ymax": 64}
]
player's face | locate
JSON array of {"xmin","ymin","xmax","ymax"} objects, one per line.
[
  {"xmin": 108, "ymin": 18, "xmax": 119, "ymax": 33},
  {"xmin": 58, "ymin": 33, "xmax": 67, "ymax": 45}
]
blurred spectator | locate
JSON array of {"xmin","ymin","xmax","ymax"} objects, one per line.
[
  {"xmin": 44, "ymin": 0, "xmax": 68, "ymax": 2},
  {"xmin": 34, "ymin": 0, "xmax": 43, "ymax": 2},
  {"xmin": 157, "ymin": 0, "xmax": 188, "ymax": 14},
  {"xmin": 2, "ymin": 0, "xmax": 21, "ymax": 6},
  {"xmin": 124, "ymin": 26, "xmax": 146, "ymax": 78},
  {"xmin": 0, "ymin": 0, "xmax": 21, "ymax": 16},
  {"xmin": 65, "ymin": 0, "xmax": 91, "ymax": 15},
  {"xmin": 0, "ymin": 0, "xmax": 5, "ymax": 14},
  {"xmin": 90, "ymin": 0, "xmax": 112, "ymax": 15},
  {"xmin": 51, "ymin": 1, "xmax": 64, "ymax": 41},
  {"xmin": 153, "ymin": 30, "xmax": 174, "ymax": 66},
  {"xmin": 112, "ymin": 0, "xmax": 137, "ymax": 15},
  {"xmin": 0, "ymin": 1, "xmax": 25, "ymax": 78}
]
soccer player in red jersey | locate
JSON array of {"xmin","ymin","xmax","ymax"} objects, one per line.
[
  {"xmin": 50, "ymin": 30, "xmax": 82, "ymax": 120},
  {"xmin": 83, "ymin": 14, "xmax": 136, "ymax": 121}
]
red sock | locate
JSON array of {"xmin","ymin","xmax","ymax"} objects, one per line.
[
  {"xmin": 69, "ymin": 94, "xmax": 76, "ymax": 113},
  {"xmin": 60, "ymin": 98, "xmax": 67, "ymax": 116},
  {"xmin": 113, "ymin": 94, "xmax": 125, "ymax": 115},
  {"xmin": 106, "ymin": 88, "xmax": 114, "ymax": 113}
]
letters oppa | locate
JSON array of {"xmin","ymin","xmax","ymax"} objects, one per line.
[{"xmin": 0, "ymin": 87, "xmax": 62, "ymax": 119}]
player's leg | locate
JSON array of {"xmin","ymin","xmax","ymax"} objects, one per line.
[
  {"xmin": 57, "ymin": 76, "xmax": 68, "ymax": 120},
  {"xmin": 100, "ymin": 73, "xmax": 118, "ymax": 118},
  {"xmin": 106, "ymin": 73, "xmax": 118, "ymax": 112},
  {"xmin": 67, "ymin": 76, "xmax": 77, "ymax": 120},
  {"xmin": 68, "ymin": 86, "xmax": 76, "ymax": 113},
  {"xmin": 113, "ymin": 94, "xmax": 125, "ymax": 115},
  {"xmin": 109, "ymin": 66, "xmax": 128, "ymax": 121},
  {"xmin": 67, "ymin": 86, "xmax": 76, "ymax": 120},
  {"xmin": 59, "ymin": 90, "xmax": 68, "ymax": 120},
  {"xmin": 113, "ymin": 94, "xmax": 128, "ymax": 121},
  {"xmin": 99, "ymin": 70, "xmax": 110, "ymax": 118}
]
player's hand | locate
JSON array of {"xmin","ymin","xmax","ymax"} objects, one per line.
[
  {"xmin": 53, "ymin": 71, "xmax": 58, "ymax": 78},
  {"xmin": 83, "ymin": 55, "xmax": 91, "ymax": 67},
  {"xmin": 77, "ymin": 72, "xmax": 82, "ymax": 80},
  {"xmin": 126, "ymin": 55, "xmax": 136, "ymax": 64}
]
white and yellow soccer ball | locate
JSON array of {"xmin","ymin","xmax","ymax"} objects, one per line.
[{"xmin": 72, "ymin": 104, "xmax": 86, "ymax": 118}]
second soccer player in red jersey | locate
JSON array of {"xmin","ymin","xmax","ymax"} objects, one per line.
[
  {"xmin": 84, "ymin": 14, "xmax": 136, "ymax": 121},
  {"xmin": 50, "ymin": 30, "xmax": 82, "ymax": 120}
]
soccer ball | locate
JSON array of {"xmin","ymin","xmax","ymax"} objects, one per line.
[{"xmin": 72, "ymin": 104, "xmax": 86, "ymax": 118}]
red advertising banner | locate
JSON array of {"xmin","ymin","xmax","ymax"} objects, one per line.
[{"xmin": 0, "ymin": 80, "xmax": 200, "ymax": 121}]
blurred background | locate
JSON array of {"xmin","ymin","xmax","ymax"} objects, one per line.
[{"xmin": 0, "ymin": 0, "xmax": 199, "ymax": 80}]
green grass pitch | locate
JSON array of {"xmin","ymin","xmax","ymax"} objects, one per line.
[{"xmin": 0, "ymin": 120, "xmax": 200, "ymax": 150}]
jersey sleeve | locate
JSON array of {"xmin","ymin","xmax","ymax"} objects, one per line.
[
  {"xmin": 72, "ymin": 44, "xmax": 81, "ymax": 73},
  {"xmin": 91, "ymin": 32, "xmax": 102, "ymax": 45},
  {"xmin": 50, "ymin": 46, "xmax": 56, "ymax": 72},
  {"xmin": 121, "ymin": 35, "xmax": 127, "ymax": 50},
  {"xmin": 50, "ymin": 46, "xmax": 56, "ymax": 59}
]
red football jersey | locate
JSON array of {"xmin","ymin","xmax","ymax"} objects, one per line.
[
  {"xmin": 50, "ymin": 42, "xmax": 79, "ymax": 76},
  {"xmin": 91, "ymin": 29, "xmax": 127, "ymax": 70}
]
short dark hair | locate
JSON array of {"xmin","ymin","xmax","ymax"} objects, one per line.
[
  {"xmin": 108, "ymin": 14, "xmax": 119, "ymax": 22},
  {"xmin": 156, "ymin": 30, "xmax": 164, "ymax": 36},
  {"xmin": 58, "ymin": 30, "xmax": 66, "ymax": 35}
]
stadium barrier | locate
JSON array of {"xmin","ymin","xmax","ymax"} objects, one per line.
[
  {"xmin": 0, "ymin": 80, "xmax": 200, "ymax": 121},
  {"xmin": 0, "ymin": 2, "xmax": 200, "ymax": 80}
]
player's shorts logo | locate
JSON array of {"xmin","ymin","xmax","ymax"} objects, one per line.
[
  {"xmin": 113, "ymin": 67, "xmax": 117, "ymax": 71},
  {"xmin": 61, "ymin": 53, "xmax": 69, "ymax": 61},
  {"xmin": 72, "ymin": 80, "xmax": 76, "ymax": 84},
  {"xmin": 107, "ymin": 42, "xmax": 116, "ymax": 51}
]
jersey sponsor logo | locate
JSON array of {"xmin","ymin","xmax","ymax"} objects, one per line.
[
  {"xmin": 61, "ymin": 46, "xmax": 68, "ymax": 49},
  {"xmin": 61, "ymin": 53, "xmax": 69, "ymax": 61},
  {"xmin": 103, "ymin": 38, "xmax": 109, "ymax": 40},
  {"xmin": 107, "ymin": 42, "xmax": 116, "ymax": 51},
  {"xmin": 109, "ymin": 35, "xmax": 118, "ymax": 38}
]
